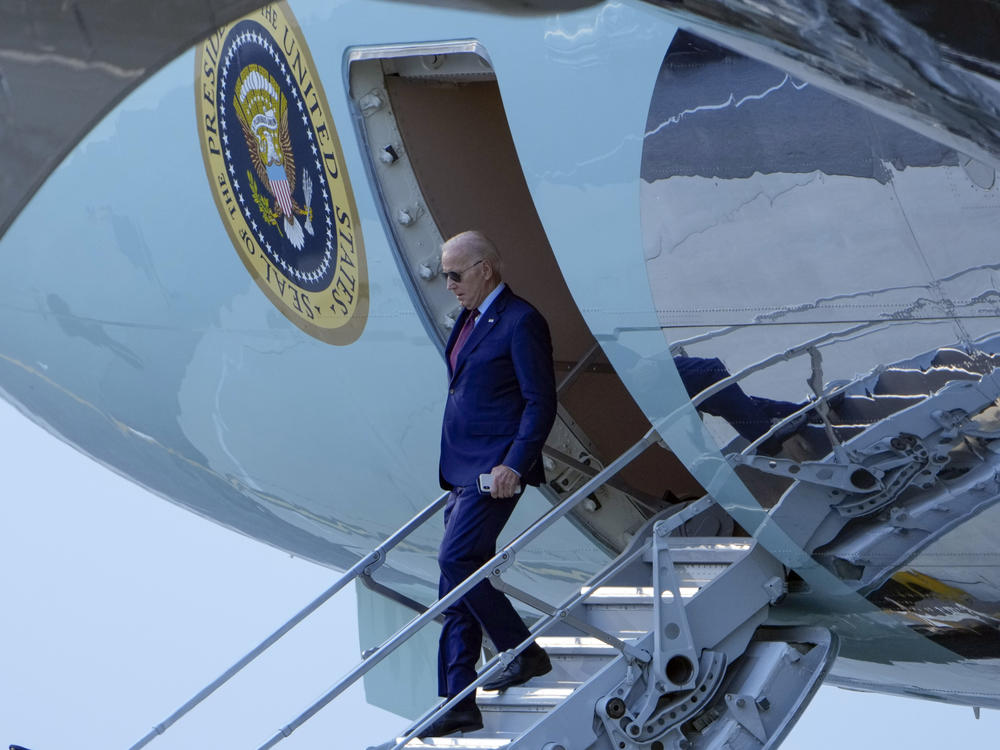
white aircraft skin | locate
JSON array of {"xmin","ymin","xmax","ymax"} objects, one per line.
[{"xmin": 2, "ymin": 0, "xmax": 1000, "ymax": 742}]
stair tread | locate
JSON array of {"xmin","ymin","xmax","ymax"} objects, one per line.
[
  {"xmin": 478, "ymin": 685, "xmax": 575, "ymax": 708},
  {"xmin": 396, "ymin": 735, "xmax": 513, "ymax": 748},
  {"xmin": 581, "ymin": 585, "xmax": 699, "ymax": 604},
  {"xmin": 536, "ymin": 635, "xmax": 620, "ymax": 654}
]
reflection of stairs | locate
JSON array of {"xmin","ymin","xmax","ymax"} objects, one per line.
[
  {"xmin": 389, "ymin": 526, "xmax": 836, "ymax": 750},
  {"xmin": 731, "ymin": 343, "xmax": 1000, "ymax": 593},
  {"xmin": 795, "ymin": 345, "xmax": 1000, "ymax": 460}
]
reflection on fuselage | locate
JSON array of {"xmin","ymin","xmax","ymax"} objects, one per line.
[{"xmin": 639, "ymin": 31, "xmax": 1000, "ymax": 646}]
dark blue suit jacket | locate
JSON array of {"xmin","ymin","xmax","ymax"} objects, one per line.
[{"xmin": 439, "ymin": 286, "xmax": 557, "ymax": 490}]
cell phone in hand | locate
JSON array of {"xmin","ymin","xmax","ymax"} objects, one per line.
[
  {"xmin": 478, "ymin": 473, "xmax": 521, "ymax": 495},
  {"xmin": 477, "ymin": 473, "xmax": 493, "ymax": 494}
]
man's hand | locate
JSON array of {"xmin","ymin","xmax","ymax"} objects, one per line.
[{"xmin": 490, "ymin": 465, "xmax": 521, "ymax": 499}]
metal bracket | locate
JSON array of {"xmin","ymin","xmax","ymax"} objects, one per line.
[
  {"xmin": 362, "ymin": 549, "xmax": 384, "ymax": 577},
  {"xmin": 725, "ymin": 693, "xmax": 768, "ymax": 743},
  {"xmin": 762, "ymin": 576, "xmax": 786, "ymax": 605},
  {"xmin": 933, "ymin": 407, "xmax": 1000, "ymax": 440},
  {"xmin": 729, "ymin": 453, "xmax": 882, "ymax": 494},
  {"xmin": 835, "ymin": 432, "xmax": 945, "ymax": 518},
  {"xmin": 597, "ymin": 651, "xmax": 727, "ymax": 749},
  {"xmin": 807, "ymin": 346, "xmax": 848, "ymax": 461},
  {"xmin": 606, "ymin": 521, "xmax": 704, "ymax": 734},
  {"xmin": 651, "ymin": 522, "xmax": 700, "ymax": 693},
  {"xmin": 490, "ymin": 549, "xmax": 516, "ymax": 577}
]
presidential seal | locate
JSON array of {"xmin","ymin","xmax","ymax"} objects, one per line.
[{"xmin": 196, "ymin": 2, "xmax": 367, "ymax": 344}]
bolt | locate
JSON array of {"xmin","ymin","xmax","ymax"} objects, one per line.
[
  {"xmin": 606, "ymin": 697, "xmax": 627, "ymax": 719},
  {"xmin": 358, "ymin": 92, "xmax": 383, "ymax": 113},
  {"xmin": 736, "ymin": 697, "xmax": 746, "ymax": 708},
  {"xmin": 397, "ymin": 209, "xmax": 414, "ymax": 226},
  {"xmin": 379, "ymin": 145, "xmax": 399, "ymax": 164}
]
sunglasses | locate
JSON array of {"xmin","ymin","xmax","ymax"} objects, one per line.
[{"xmin": 442, "ymin": 258, "xmax": 484, "ymax": 283}]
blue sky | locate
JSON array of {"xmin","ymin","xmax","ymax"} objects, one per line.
[{"xmin": 2, "ymin": 397, "xmax": 998, "ymax": 750}]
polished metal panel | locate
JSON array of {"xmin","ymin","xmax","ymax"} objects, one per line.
[
  {"xmin": 643, "ymin": 0, "xmax": 1000, "ymax": 169},
  {"xmin": 0, "ymin": 0, "xmax": 273, "ymax": 241},
  {"xmin": 636, "ymin": 28, "xmax": 1000, "ymax": 692}
]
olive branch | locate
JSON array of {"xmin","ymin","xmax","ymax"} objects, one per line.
[{"xmin": 246, "ymin": 169, "xmax": 283, "ymax": 236}]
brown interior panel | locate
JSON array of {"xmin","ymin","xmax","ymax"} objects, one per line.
[{"xmin": 385, "ymin": 75, "xmax": 703, "ymax": 504}]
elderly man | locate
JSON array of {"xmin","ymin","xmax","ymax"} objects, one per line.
[{"xmin": 421, "ymin": 230, "xmax": 558, "ymax": 739}]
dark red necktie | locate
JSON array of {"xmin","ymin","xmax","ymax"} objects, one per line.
[{"xmin": 449, "ymin": 309, "xmax": 479, "ymax": 371}]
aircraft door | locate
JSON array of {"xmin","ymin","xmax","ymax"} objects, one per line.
[{"xmin": 347, "ymin": 43, "xmax": 705, "ymax": 554}]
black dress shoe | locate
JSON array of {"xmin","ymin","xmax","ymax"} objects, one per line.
[
  {"xmin": 482, "ymin": 646, "xmax": 552, "ymax": 691},
  {"xmin": 417, "ymin": 705, "xmax": 483, "ymax": 738}
]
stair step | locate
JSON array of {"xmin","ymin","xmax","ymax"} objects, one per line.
[
  {"xmin": 835, "ymin": 393, "xmax": 925, "ymax": 424},
  {"xmin": 478, "ymin": 686, "xmax": 573, "ymax": 710},
  {"xmin": 874, "ymin": 365, "xmax": 981, "ymax": 396},
  {"xmin": 397, "ymin": 735, "xmax": 513, "ymax": 749},
  {"xmin": 581, "ymin": 585, "xmax": 699, "ymax": 605},
  {"xmin": 476, "ymin": 687, "xmax": 575, "ymax": 732},
  {"xmin": 664, "ymin": 539, "xmax": 754, "ymax": 563},
  {"xmin": 536, "ymin": 635, "xmax": 619, "ymax": 655}
]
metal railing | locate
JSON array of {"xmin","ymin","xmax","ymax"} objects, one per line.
[
  {"xmin": 685, "ymin": 321, "xmax": 883, "ymax": 458},
  {"xmin": 387, "ymin": 495, "xmax": 716, "ymax": 750},
  {"xmin": 133, "ymin": 319, "xmax": 878, "ymax": 748},
  {"xmin": 255, "ymin": 422, "xmax": 669, "ymax": 749},
  {"xmin": 128, "ymin": 491, "xmax": 450, "ymax": 750}
]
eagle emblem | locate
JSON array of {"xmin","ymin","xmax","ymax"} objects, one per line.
[
  {"xmin": 196, "ymin": 5, "xmax": 368, "ymax": 345},
  {"xmin": 233, "ymin": 63, "xmax": 314, "ymax": 250}
]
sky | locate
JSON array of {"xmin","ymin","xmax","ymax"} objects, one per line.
[{"xmin": 3, "ymin": 395, "xmax": 1000, "ymax": 750}]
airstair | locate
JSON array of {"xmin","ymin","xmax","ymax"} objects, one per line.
[
  {"xmin": 727, "ymin": 339, "xmax": 1000, "ymax": 594},
  {"xmin": 128, "ymin": 332, "xmax": 1000, "ymax": 750},
  {"xmin": 127, "ymin": 423, "xmax": 836, "ymax": 750},
  {"xmin": 385, "ymin": 512, "xmax": 836, "ymax": 750}
]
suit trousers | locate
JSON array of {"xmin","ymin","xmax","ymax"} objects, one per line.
[{"xmin": 437, "ymin": 484, "xmax": 531, "ymax": 704}]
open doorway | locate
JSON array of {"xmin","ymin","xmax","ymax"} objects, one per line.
[{"xmin": 349, "ymin": 43, "xmax": 705, "ymax": 552}]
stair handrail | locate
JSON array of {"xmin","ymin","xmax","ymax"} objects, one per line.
[
  {"xmin": 738, "ymin": 381, "xmax": 855, "ymax": 458},
  {"xmin": 127, "ymin": 490, "xmax": 450, "ymax": 750},
  {"xmin": 684, "ymin": 321, "xmax": 885, "ymax": 460},
  {"xmin": 388, "ymin": 495, "xmax": 717, "ymax": 750},
  {"xmin": 256, "ymin": 422, "xmax": 668, "ymax": 749},
  {"xmin": 687, "ymin": 321, "xmax": 872, "ymax": 414}
]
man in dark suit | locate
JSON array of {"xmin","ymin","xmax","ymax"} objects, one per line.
[{"xmin": 421, "ymin": 230, "xmax": 558, "ymax": 739}]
